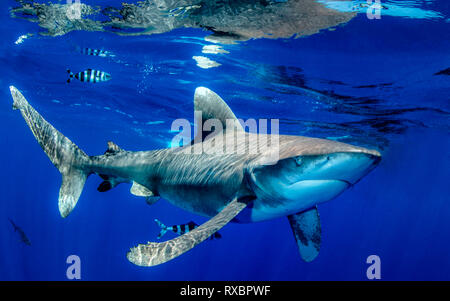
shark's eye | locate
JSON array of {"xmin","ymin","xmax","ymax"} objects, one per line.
[{"xmin": 295, "ymin": 157, "xmax": 302, "ymax": 166}]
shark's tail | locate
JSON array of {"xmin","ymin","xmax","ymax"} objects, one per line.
[
  {"xmin": 10, "ymin": 86, "xmax": 91, "ymax": 218},
  {"xmin": 154, "ymin": 219, "xmax": 169, "ymax": 239}
]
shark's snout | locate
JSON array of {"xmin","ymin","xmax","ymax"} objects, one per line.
[{"xmin": 311, "ymin": 151, "xmax": 381, "ymax": 185}]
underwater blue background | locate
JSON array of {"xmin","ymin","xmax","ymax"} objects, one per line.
[{"xmin": 0, "ymin": 0, "xmax": 449, "ymax": 280}]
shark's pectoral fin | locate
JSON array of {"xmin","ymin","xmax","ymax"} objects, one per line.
[
  {"xmin": 287, "ymin": 206, "xmax": 321, "ymax": 263},
  {"xmin": 127, "ymin": 196, "xmax": 253, "ymax": 267}
]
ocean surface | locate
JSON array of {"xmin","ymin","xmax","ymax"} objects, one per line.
[{"xmin": 0, "ymin": 0, "xmax": 449, "ymax": 280}]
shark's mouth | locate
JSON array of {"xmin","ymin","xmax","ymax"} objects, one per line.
[
  {"xmin": 240, "ymin": 178, "xmax": 350, "ymax": 222},
  {"xmin": 245, "ymin": 152, "xmax": 381, "ymax": 222},
  {"xmin": 282, "ymin": 179, "xmax": 350, "ymax": 204}
]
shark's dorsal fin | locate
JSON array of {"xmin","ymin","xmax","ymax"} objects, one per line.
[
  {"xmin": 288, "ymin": 206, "xmax": 321, "ymax": 262},
  {"xmin": 192, "ymin": 87, "xmax": 243, "ymax": 143},
  {"xmin": 105, "ymin": 141, "xmax": 123, "ymax": 155}
]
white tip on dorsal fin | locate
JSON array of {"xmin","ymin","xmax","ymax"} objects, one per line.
[
  {"xmin": 192, "ymin": 87, "xmax": 243, "ymax": 143},
  {"xmin": 105, "ymin": 141, "xmax": 123, "ymax": 154}
]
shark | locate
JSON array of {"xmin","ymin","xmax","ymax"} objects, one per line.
[
  {"xmin": 8, "ymin": 218, "xmax": 31, "ymax": 246},
  {"xmin": 8, "ymin": 85, "xmax": 381, "ymax": 266}
]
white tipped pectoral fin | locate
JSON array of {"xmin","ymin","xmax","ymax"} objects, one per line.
[
  {"xmin": 288, "ymin": 206, "xmax": 321, "ymax": 262},
  {"xmin": 127, "ymin": 196, "xmax": 253, "ymax": 267}
]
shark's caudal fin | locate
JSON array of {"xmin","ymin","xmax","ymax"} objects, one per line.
[
  {"xmin": 287, "ymin": 206, "xmax": 321, "ymax": 262},
  {"xmin": 9, "ymin": 86, "xmax": 91, "ymax": 218}
]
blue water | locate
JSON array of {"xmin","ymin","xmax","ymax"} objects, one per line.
[{"xmin": 0, "ymin": 0, "xmax": 449, "ymax": 280}]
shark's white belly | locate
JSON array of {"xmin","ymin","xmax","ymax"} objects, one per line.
[{"xmin": 237, "ymin": 179, "xmax": 349, "ymax": 222}]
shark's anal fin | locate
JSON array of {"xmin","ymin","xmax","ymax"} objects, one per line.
[
  {"xmin": 287, "ymin": 206, "xmax": 321, "ymax": 263},
  {"xmin": 127, "ymin": 196, "xmax": 251, "ymax": 267}
]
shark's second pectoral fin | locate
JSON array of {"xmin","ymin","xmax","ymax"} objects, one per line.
[
  {"xmin": 288, "ymin": 206, "xmax": 321, "ymax": 263},
  {"xmin": 127, "ymin": 196, "xmax": 253, "ymax": 267}
]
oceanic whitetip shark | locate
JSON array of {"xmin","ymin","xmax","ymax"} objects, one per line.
[{"xmin": 8, "ymin": 86, "xmax": 381, "ymax": 266}]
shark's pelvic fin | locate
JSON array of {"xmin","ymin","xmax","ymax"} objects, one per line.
[
  {"xmin": 127, "ymin": 196, "xmax": 252, "ymax": 267},
  {"xmin": 192, "ymin": 87, "xmax": 243, "ymax": 143},
  {"xmin": 287, "ymin": 206, "xmax": 321, "ymax": 262},
  {"xmin": 130, "ymin": 181, "xmax": 154, "ymax": 197},
  {"xmin": 130, "ymin": 181, "xmax": 160, "ymax": 205},
  {"xmin": 9, "ymin": 86, "xmax": 91, "ymax": 218}
]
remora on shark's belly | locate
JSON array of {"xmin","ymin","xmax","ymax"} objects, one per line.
[{"xmin": 8, "ymin": 86, "xmax": 381, "ymax": 266}]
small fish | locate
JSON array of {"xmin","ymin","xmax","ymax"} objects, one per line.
[
  {"xmin": 78, "ymin": 47, "xmax": 115, "ymax": 58},
  {"xmin": 154, "ymin": 219, "xmax": 222, "ymax": 240},
  {"xmin": 67, "ymin": 69, "xmax": 111, "ymax": 83},
  {"xmin": 8, "ymin": 218, "xmax": 31, "ymax": 246}
]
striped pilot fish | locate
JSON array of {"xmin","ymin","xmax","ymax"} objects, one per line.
[
  {"xmin": 155, "ymin": 219, "xmax": 222, "ymax": 240},
  {"xmin": 78, "ymin": 47, "xmax": 115, "ymax": 58},
  {"xmin": 67, "ymin": 69, "xmax": 111, "ymax": 83}
]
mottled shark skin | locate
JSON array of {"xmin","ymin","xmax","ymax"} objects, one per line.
[{"xmin": 8, "ymin": 85, "xmax": 381, "ymax": 266}]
